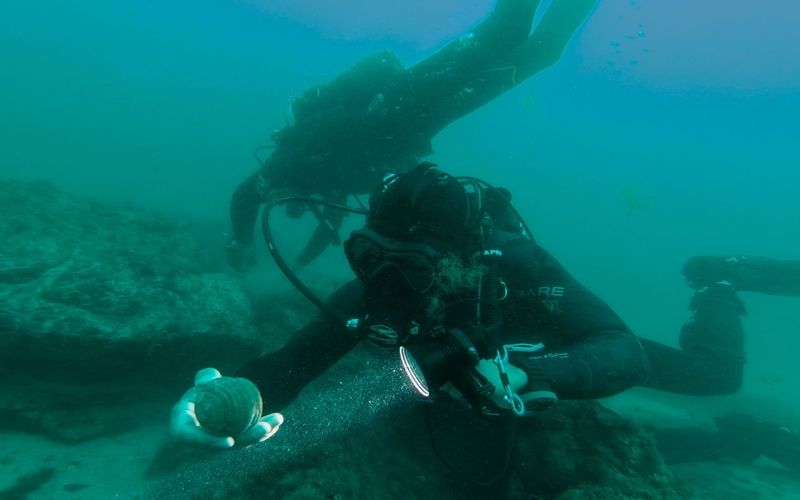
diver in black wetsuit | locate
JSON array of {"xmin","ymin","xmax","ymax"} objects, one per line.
[
  {"xmin": 226, "ymin": 0, "xmax": 599, "ymax": 271},
  {"xmin": 240, "ymin": 164, "xmax": 652, "ymax": 413},
  {"xmin": 171, "ymin": 163, "xmax": 800, "ymax": 454}
]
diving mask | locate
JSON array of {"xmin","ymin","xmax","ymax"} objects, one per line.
[{"xmin": 344, "ymin": 228, "xmax": 441, "ymax": 294}]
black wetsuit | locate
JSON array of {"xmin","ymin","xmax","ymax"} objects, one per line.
[
  {"xmin": 236, "ymin": 232, "xmax": 746, "ymax": 413},
  {"xmin": 229, "ymin": 0, "xmax": 598, "ymax": 258}
]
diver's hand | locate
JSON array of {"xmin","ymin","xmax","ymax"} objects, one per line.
[
  {"xmin": 226, "ymin": 239, "xmax": 256, "ymax": 272},
  {"xmin": 170, "ymin": 368, "xmax": 285, "ymax": 448},
  {"xmin": 476, "ymin": 358, "xmax": 528, "ymax": 405}
]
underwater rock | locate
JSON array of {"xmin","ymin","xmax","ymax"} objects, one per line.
[
  {"xmin": 515, "ymin": 401, "xmax": 678, "ymax": 498},
  {"xmin": 151, "ymin": 372, "xmax": 680, "ymax": 499},
  {"xmin": 0, "ymin": 179, "xmax": 262, "ymax": 382},
  {"xmin": 195, "ymin": 377, "xmax": 263, "ymax": 437},
  {"xmin": 0, "ymin": 179, "xmax": 274, "ymax": 440}
]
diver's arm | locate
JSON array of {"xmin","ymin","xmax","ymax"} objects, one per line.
[
  {"xmin": 235, "ymin": 280, "xmax": 365, "ymax": 413},
  {"xmin": 503, "ymin": 240, "xmax": 650, "ymax": 399},
  {"xmin": 228, "ymin": 168, "xmax": 274, "ymax": 271},
  {"xmin": 515, "ymin": 331, "xmax": 649, "ymax": 399},
  {"xmin": 637, "ymin": 338, "xmax": 743, "ymax": 396},
  {"xmin": 169, "ymin": 281, "xmax": 362, "ymax": 448},
  {"xmin": 296, "ymin": 201, "xmax": 347, "ymax": 268},
  {"xmin": 236, "ymin": 319, "xmax": 360, "ymax": 413},
  {"xmin": 230, "ymin": 170, "xmax": 268, "ymax": 246}
]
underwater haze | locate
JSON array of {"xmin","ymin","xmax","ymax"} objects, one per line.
[{"xmin": 2, "ymin": 0, "xmax": 799, "ymax": 497}]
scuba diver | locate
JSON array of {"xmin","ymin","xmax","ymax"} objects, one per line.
[
  {"xmin": 226, "ymin": 0, "xmax": 599, "ymax": 271},
  {"xmin": 172, "ymin": 164, "xmax": 800, "ymax": 454}
]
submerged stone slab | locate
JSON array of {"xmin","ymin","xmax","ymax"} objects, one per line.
[
  {"xmin": 0, "ymin": 179, "xmax": 263, "ymax": 439},
  {"xmin": 146, "ymin": 394, "xmax": 681, "ymax": 499}
]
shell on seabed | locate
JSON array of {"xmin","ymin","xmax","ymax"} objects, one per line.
[{"xmin": 194, "ymin": 377, "xmax": 263, "ymax": 437}]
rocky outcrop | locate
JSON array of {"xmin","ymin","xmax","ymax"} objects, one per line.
[
  {"xmin": 514, "ymin": 401, "xmax": 677, "ymax": 498},
  {"xmin": 0, "ymin": 179, "xmax": 268, "ymax": 440},
  {"xmin": 146, "ymin": 395, "xmax": 681, "ymax": 499}
]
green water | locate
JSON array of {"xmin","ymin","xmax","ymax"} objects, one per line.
[{"xmin": 1, "ymin": 0, "xmax": 799, "ymax": 497}]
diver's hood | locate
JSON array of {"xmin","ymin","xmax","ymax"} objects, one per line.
[
  {"xmin": 261, "ymin": 163, "xmax": 531, "ymax": 334},
  {"xmin": 367, "ymin": 163, "xmax": 477, "ymax": 254}
]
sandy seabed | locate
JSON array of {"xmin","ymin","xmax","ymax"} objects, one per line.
[{"xmin": 2, "ymin": 392, "xmax": 800, "ymax": 500}]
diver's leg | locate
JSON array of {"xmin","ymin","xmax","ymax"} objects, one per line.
[
  {"xmin": 641, "ymin": 282, "xmax": 746, "ymax": 395},
  {"xmin": 407, "ymin": 0, "xmax": 539, "ymax": 81},
  {"xmin": 230, "ymin": 169, "xmax": 269, "ymax": 246},
  {"xmin": 398, "ymin": 0, "xmax": 539, "ymax": 137},
  {"xmin": 511, "ymin": 0, "xmax": 599, "ymax": 79},
  {"xmin": 296, "ymin": 202, "xmax": 347, "ymax": 268},
  {"xmin": 421, "ymin": 0, "xmax": 598, "ymax": 135},
  {"xmin": 683, "ymin": 255, "xmax": 800, "ymax": 296}
]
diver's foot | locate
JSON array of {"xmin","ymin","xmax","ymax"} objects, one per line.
[{"xmin": 683, "ymin": 256, "xmax": 800, "ymax": 296}]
